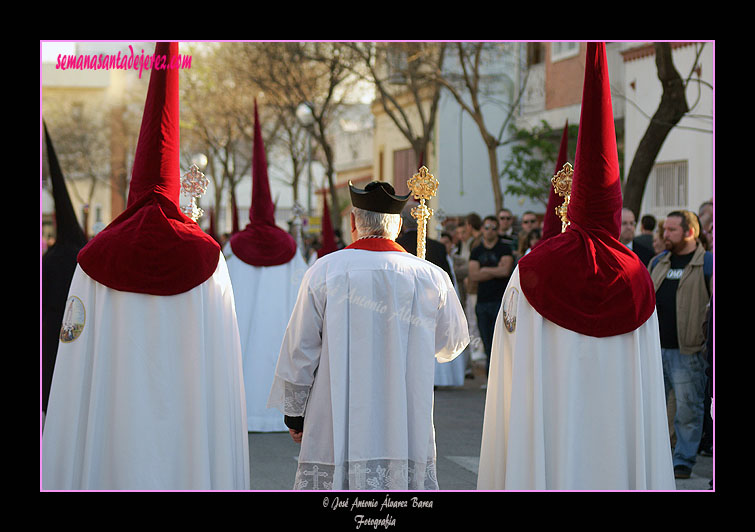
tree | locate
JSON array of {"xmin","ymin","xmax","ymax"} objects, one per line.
[
  {"xmin": 501, "ymin": 121, "xmax": 578, "ymax": 208},
  {"xmin": 233, "ymin": 42, "xmax": 359, "ymax": 215},
  {"xmin": 42, "ymin": 101, "xmax": 113, "ymax": 236},
  {"xmin": 346, "ymin": 42, "xmax": 447, "ymax": 176},
  {"xmin": 622, "ymin": 42, "xmax": 706, "ymax": 218},
  {"xmin": 431, "ymin": 42, "xmax": 531, "ymax": 212},
  {"xmin": 180, "ymin": 43, "xmax": 255, "ymax": 236},
  {"xmin": 264, "ymin": 100, "xmax": 310, "ymax": 207}
]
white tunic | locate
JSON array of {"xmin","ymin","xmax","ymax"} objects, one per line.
[
  {"xmin": 226, "ymin": 250, "xmax": 308, "ymax": 432},
  {"xmin": 477, "ymin": 266, "xmax": 675, "ymax": 490},
  {"xmin": 267, "ymin": 247, "xmax": 469, "ymax": 490},
  {"xmin": 42, "ymin": 252, "xmax": 250, "ymax": 490},
  {"xmin": 434, "ymin": 261, "xmax": 466, "ymax": 387}
]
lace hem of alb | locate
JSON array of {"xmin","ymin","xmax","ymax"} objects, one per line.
[
  {"xmin": 293, "ymin": 459, "xmax": 438, "ymax": 490},
  {"xmin": 267, "ymin": 377, "xmax": 311, "ymax": 417}
]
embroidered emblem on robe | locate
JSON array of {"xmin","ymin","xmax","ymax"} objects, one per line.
[
  {"xmin": 60, "ymin": 296, "xmax": 86, "ymax": 343},
  {"xmin": 502, "ymin": 286, "xmax": 518, "ymax": 333}
]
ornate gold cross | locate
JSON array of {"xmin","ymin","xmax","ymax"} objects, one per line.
[
  {"xmin": 407, "ymin": 166, "xmax": 438, "ymax": 260},
  {"xmin": 551, "ymin": 162, "xmax": 573, "ymax": 233}
]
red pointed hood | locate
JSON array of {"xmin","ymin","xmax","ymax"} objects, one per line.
[
  {"xmin": 125, "ymin": 42, "xmax": 181, "ymax": 209},
  {"xmin": 518, "ymin": 42, "xmax": 655, "ymax": 337},
  {"xmin": 568, "ymin": 43, "xmax": 623, "ymax": 237},
  {"xmin": 230, "ymin": 187, "xmax": 240, "ymax": 234},
  {"xmin": 317, "ymin": 192, "xmax": 338, "ymax": 258},
  {"xmin": 77, "ymin": 42, "xmax": 220, "ymax": 295},
  {"xmin": 229, "ymin": 100, "xmax": 297, "ymax": 266},
  {"xmin": 208, "ymin": 206, "xmax": 219, "ymax": 243},
  {"xmin": 540, "ymin": 121, "xmax": 569, "ymax": 241}
]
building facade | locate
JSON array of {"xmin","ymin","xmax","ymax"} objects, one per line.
[
  {"xmin": 41, "ymin": 42, "xmax": 151, "ymax": 241},
  {"xmin": 621, "ymin": 42, "xmax": 714, "ymax": 221},
  {"xmin": 517, "ymin": 41, "xmax": 714, "ymax": 225}
]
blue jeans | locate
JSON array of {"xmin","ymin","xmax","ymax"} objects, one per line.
[
  {"xmin": 662, "ymin": 348, "xmax": 707, "ymax": 469},
  {"xmin": 475, "ymin": 300, "xmax": 501, "ymax": 369}
]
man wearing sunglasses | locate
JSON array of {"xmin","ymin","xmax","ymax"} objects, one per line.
[
  {"xmin": 469, "ymin": 215, "xmax": 514, "ymax": 372},
  {"xmin": 497, "ymin": 208, "xmax": 517, "ymax": 248}
]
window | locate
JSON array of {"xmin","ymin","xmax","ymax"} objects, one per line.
[
  {"xmin": 386, "ymin": 46, "xmax": 408, "ymax": 85},
  {"xmin": 527, "ymin": 42, "xmax": 545, "ymax": 66},
  {"xmin": 551, "ymin": 42, "xmax": 580, "ymax": 62},
  {"xmin": 649, "ymin": 160, "xmax": 688, "ymax": 209}
]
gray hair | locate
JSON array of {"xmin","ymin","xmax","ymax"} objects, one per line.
[{"xmin": 352, "ymin": 207, "xmax": 402, "ymax": 240}]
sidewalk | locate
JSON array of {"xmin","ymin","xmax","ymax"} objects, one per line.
[{"xmin": 675, "ymin": 453, "xmax": 713, "ymax": 490}]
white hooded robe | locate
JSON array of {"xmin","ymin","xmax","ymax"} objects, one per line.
[
  {"xmin": 226, "ymin": 249, "xmax": 307, "ymax": 432},
  {"xmin": 42, "ymin": 252, "xmax": 250, "ymax": 490},
  {"xmin": 477, "ymin": 266, "xmax": 675, "ymax": 490}
]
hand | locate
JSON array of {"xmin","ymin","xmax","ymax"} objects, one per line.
[{"xmin": 289, "ymin": 429, "xmax": 303, "ymax": 444}]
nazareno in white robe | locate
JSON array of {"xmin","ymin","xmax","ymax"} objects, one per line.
[
  {"xmin": 434, "ymin": 347, "xmax": 466, "ymax": 387},
  {"xmin": 477, "ymin": 266, "xmax": 676, "ymax": 490},
  {"xmin": 267, "ymin": 247, "xmax": 469, "ymax": 490},
  {"xmin": 42, "ymin": 251, "xmax": 250, "ymax": 490},
  {"xmin": 434, "ymin": 262, "xmax": 466, "ymax": 387},
  {"xmin": 226, "ymin": 249, "xmax": 308, "ymax": 432}
]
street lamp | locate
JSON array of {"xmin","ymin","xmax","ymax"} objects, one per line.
[
  {"xmin": 191, "ymin": 153, "xmax": 208, "ymax": 171},
  {"xmin": 296, "ymin": 102, "xmax": 314, "ymax": 217}
]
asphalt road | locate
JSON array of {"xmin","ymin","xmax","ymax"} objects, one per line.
[{"xmin": 248, "ymin": 369, "xmax": 713, "ymax": 491}]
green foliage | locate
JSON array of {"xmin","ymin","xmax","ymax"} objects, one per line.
[{"xmin": 500, "ymin": 121, "xmax": 577, "ymax": 208}]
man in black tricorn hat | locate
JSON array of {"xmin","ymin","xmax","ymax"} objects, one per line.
[{"xmin": 268, "ymin": 180, "xmax": 469, "ymax": 490}]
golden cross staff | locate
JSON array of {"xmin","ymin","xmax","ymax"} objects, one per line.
[
  {"xmin": 407, "ymin": 166, "xmax": 439, "ymax": 260},
  {"xmin": 551, "ymin": 162, "xmax": 573, "ymax": 233}
]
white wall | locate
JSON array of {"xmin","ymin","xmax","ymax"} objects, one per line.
[
  {"xmin": 623, "ymin": 42, "xmax": 714, "ymax": 220},
  {"xmin": 435, "ymin": 45, "xmax": 542, "ymax": 221}
]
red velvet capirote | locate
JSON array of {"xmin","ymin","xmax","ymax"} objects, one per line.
[
  {"xmin": 518, "ymin": 42, "xmax": 655, "ymax": 338},
  {"xmin": 317, "ymin": 194, "xmax": 338, "ymax": 258},
  {"xmin": 540, "ymin": 121, "xmax": 569, "ymax": 242},
  {"xmin": 77, "ymin": 42, "xmax": 220, "ymax": 296},
  {"xmin": 229, "ymin": 100, "xmax": 297, "ymax": 267}
]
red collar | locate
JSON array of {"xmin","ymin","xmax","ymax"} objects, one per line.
[{"xmin": 345, "ymin": 237, "xmax": 407, "ymax": 253}]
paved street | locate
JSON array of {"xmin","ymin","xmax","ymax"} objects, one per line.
[{"xmin": 248, "ymin": 369, "xmax": 713, "ymax": 491}]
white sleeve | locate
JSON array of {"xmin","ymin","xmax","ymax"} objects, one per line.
[
  {"xmin": 266, "ymin": 268, "xmax": 324, "ymax": 417},
  {"xmin": 435, "ymin": 275, "xmax": 470, "ymax": 362}
]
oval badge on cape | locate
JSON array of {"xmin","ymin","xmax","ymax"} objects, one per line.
[
  {"xmin": 502, "ymin": 286, "xmax": 518, "ymax": 333},
  {"xmin": 59, "ymin": 295, "xmax": 86, "ymax": 343}
]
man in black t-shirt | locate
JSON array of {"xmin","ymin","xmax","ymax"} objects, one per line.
[
  {"xmin": 469, "ymin": 215, "xmax": 514, "ymax": 370},
  {"xmin": 654, "ymin": 251, "xmax": 696, "ymax": 347}
]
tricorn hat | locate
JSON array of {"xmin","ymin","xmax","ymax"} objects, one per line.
[{"xmin": 349, "ymin": 181, "xmax": 410, "ymax": 214}]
